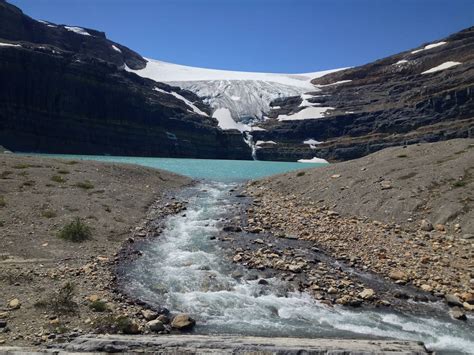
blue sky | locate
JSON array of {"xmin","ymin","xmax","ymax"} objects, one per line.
[{"xmin": 9, "ymin": 0, "xmax": 474, "ymax": 73}]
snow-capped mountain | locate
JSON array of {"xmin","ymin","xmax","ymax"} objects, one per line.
[{"xmin": 125, "ymin": 59, "xmax": 342, "ymax": 131}]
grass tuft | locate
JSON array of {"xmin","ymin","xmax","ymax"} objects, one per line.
[
  {"xmin": 75, "ymin": 180, "xmax": 94, "ymax": 190},
  {"xmin": 58, "ymin": 217, "xmax": 91, "ymax": 242},
  {"xmin": 51, "ymin": 175, "xmax": 66, "ymax": 183}
]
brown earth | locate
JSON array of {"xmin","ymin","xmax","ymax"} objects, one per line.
[
  {"xmin": 0, "ymin": 153, "xmax": 191, "ymax": 346},
  {"xmin": 243, "ymin": 139, "xmax": 474, "ymax": 315}
]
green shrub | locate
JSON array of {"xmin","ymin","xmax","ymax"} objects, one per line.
[
  {"xmin": 58, "ymin": 218, "xmax": 91, "ymax": 242},
  {"xmin": 21, "ymin": 180, "xmax": 35, "ymax": 187},
  {"xmin": 57, "ymin": 169, "xmax": 70, "ymax": 175},
  {"xmin": 397, "ymin": 154, "xmax": 408, "ymax": 158},
  {"xmin": 64, "ymin": 160, "xmax": 78, "ymax": 165},
  {"xmin": 296, "ymin": 171, "xmax": 305, "ymax": 177},
  {"xmin": 75, "ymin": 180, "xmax": 94, "ymax": 190},
  {"xmin": 89, "ymin": 300, "xmax": 108, "ymax": 312},
  {"xmin": 51, "ymin": 175, "xmax": 66, "ymax": 183},
  {"xmin": 12, "ymin": 163, "xmax": 32, "ymax": 169},
  {"xmin": 0, "ymin": 196, "xmax": 5, "ymax": 207}
]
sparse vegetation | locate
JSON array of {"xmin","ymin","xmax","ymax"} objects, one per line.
[
  {"xmin": 452, "ymin": 180, "xmax": 467, "ymax": 188},
  {"xmin": 89, "ymin": 299, "xmax": 108, "ymax": 312},
  {"xmin": 75, "ymin": 180, "xmax": 94, "ymax": 190},
  {"xmin": 51, "ymin": 175, "xmax": 66, "ymax": 183},
  {"xmin": 397, "ymin": 154, "xmax": 408, "ymax": 158},
  {"xmin": 95, "ymin": 315, "xmax": 137, "ymax": 334},
  {"xmin": 0, "ymin": 170, "xmax": 13, "ymax": 179},
  {"xmin": 41, "ymin": 210, "xmax": 57, "ymax": 218},
  {"xmin": 21, "ymin": 180, "xmax": 35, "ymax": 187},
  {"xmin": 34, "ymin": 282, "xmax": 77, "ymax": 314},
  {"xmin": 0, "ymin": 196, "xmax": 5, "ymax": 207},
  {"xmin": 296, "ymin": 171, "xmax": 306, "ymax": 177},
  {"xmin": 57, "ymin": 169, "xmax": 70, "ymax": 174},
  {"xmin": 64, "ymin": 160, "xmax": 78, "ymax": 165},
  {"xmin": 58, "ymin": 217, "xmax": 91, "ymax": 242}
]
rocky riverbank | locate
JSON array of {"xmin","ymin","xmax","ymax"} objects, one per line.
[
  {"xmin": 234, "ymin": 140, "xmax": 473, "ymax": 320},
  {"xmin": 0, "ymin": 154, "xmax": 192, "ymax": 347}
]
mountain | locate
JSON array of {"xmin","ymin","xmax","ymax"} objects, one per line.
[
  {"xmin": 0, "ymin": 0, "xmax": 472, "ymax": 162},
  {"xmin": 0, "ymin": 0, "xmax": 251, "ymax": 159},
  {"xmin": 251, "ymin": 27, "xmax": 474, "ymax": 161}
]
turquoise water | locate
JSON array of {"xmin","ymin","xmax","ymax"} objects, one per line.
[{"xmin": 21, "ymin": 154, "xmax": 326, "ymax": 181}]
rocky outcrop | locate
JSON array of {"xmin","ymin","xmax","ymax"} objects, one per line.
[
  {"xmin": 254, "ymin": 27, "xmax": 474, "ymax": 161},
  {"xmin": 0, "ymin": 0, "xmax": 251, "ymax": 159}
]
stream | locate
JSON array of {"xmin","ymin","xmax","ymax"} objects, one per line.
[{"xmin": 121, "ymin": 181, "xmax": 474, "ymax": 355}]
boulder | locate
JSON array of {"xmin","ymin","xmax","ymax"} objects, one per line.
[
  {"xmin": 389, "ymin": 270, "xmax": 407, "ymax": 281},
  {"xmin": 147, "ymin": 320, "xmax": 165, "ymax": 332},
  {"xmin": 450, "ymin": 307, "xmax": 467, "ymax": 321},
  {"xmin": 445, "ymin": 294, "xmax": 463, "ymax": 307},
  {"xmin": 420, "ymin": 220, "xmax": 433, "ymax": 232},
  {"xmin": 8, "ymin": 299, "xmax": 20, "ymax": 310},
  {"xmin": 171, "ymin": 314, "xmax": 196, "ymax": 330},
  {"xmin": 358, "ymin": 288, "xmax": 375, "ymax": 300},
  {"xmin": 141, "ymin": 310, "xmax": 158, "ymax": 321}
]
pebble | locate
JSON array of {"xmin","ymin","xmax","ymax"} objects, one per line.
[{"xmin": 8, "ymin": 299, "xmax": 20, "ymax": 310}]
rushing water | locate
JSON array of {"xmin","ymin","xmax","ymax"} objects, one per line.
[
  {"xmin": 20, "ymin": 153, "xmax": 474, "ymax": 354},
  {"xmin": 122, "ymin": 182, "xmax": 474, "ymax": 355}
]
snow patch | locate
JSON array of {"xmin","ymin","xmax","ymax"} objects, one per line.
[
  {"xmin": 111, "ymin": 45, "xmax": 122, "ymax": 53},
  {"xmin": 298, "ymin": 157, "xmax": 328, "ymax": 164},
  {"xmin": 275, "ymin": 106, "xmax": 334, "ymax": 121},
  {"xmin": 255, "ymin": 140, "xmax": 277, "ymax": 146},
  {"xmin": 154, "ymin": 87, "xmax": 208, "ymax": 116},
  {"xmin": 303, "ymin": 138, "xmax": 323, "ymax": 149},
  {"xmin": 231, "ymin": 96, "xmax": 241, "ymax": 101},
  {"xmin": 317, "ymin": 80, "xmax": 352, "ymax": 87},
  {"xmin": 250, "ymin": 126, "xmax": 266, "ymax": 131},
  {"xmin": 411, "ymin": 41, "xmax": 447, "ymax": 54},
  {"xmin": 212, "ymin": 108, "xmax": 250, "ymax": 131},
  {"xmin": 422, "ymin": 61, "xmax": 461, "ymax": 74},
  {"xmin": 394, "ymin": 59, "xmax": 409, "ymax": 65},
  {"xmin": 0, "ymin": 42, "xmax": 21, "ymax": 48},
  {"xmin": 64, "ymin": 26, "xmax": 91, "ymax": 36}
]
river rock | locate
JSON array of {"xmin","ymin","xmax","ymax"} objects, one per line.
[
  {"xmin": 358, "ymin": 288, "xmax": 375, "ymax": 300},
  {"xmin": 420, "ymin": 284, "xmax": 433, "ymax": 292},
  {"xmin": 141, "ymin": 310, "xmax": 158, "ymax": 321},
  {"xmin": 445, "ymin": 294, "xmax": 463, "ymax": 307},
  {"xmin": 463, "ymin": 302, "xmax": 474, "ymax": 311},
  {"xmin": 157, "ymin": 314, "xmax": 169, "ymax": 324},
  {"xmin": 389, "ymin": 270, "xmax": 407, "ymax": 281},
  {"xmin": 461, "ymin": 292, "xmax": 474, "ymax": 304},
  {"xmin": 171, "ymin": 314, "xmax": 195, "ymax": 330},
  {"xmin": 450, "ymin": 307, "xmax": 467, "ymax": 321},
  {"xmin": 420, "ymin": 220, "xmax": 433, "ymax": 232},
  {"xmin": 8, "ymin": 299, "xmax": 20, "ymax": 310},
  {"xmin": 147, "ymin": 320, "xmax": 165, "ymax": 332}
]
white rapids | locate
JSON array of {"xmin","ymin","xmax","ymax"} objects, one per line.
[{"xmin": 122, "ymin": 182, "xmax": 474, "ymax": 355}]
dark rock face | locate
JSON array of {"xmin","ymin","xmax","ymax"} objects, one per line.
[
  {"xmin": 255, "ymin": 27, "xmax": 474, "ymax": 161},
  {"xmin": 0, "ymin": 1, "xmax": 251, "ymax": 159}
]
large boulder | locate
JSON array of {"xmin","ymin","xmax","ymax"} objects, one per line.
[{"xmin": 171, "ymin": 314, "xmax": 196, "ymax": 330}]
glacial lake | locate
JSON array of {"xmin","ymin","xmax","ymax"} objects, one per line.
[{"xmin": 21, "ymin": 154, "xmax": 326, "ymax": 181}]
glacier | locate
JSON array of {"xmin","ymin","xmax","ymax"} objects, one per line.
[{"xmin": 125, "ymin": 59, "xmax": 344, "ymax": 131}]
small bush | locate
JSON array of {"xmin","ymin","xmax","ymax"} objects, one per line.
[
  {"xmin": 397, "ymin": 154, "xmax": 408, "ymax": 158},
  {"xmin": 51, "ymin": 175, "xmax": 66, "ymax": 183},
  {"xmin": 21, "ymin": 180, "xmax": 35, "ymax": 187},
  {"xmin": 89, "ymin": 300, "xmax": 108, "ymax": 312},
  {"xmin": 34, "ymin": 282, "xmax": 77, "ymax": 314},
  {"xmin": 0, "ymin": 220, "xmax": 5, "ymax": 227},
  {"xmin": 95, "ymin": 315, "xmax": 136, "ymax": 334},
  {"xmin": 453, "ymin": 180, "xmax": 466, "ymax": 188},
  {"xmin": 75, "ymin": 180, "xmax": 94, "ymax": 190},
  {"xmin": 64, "ymin": 160, "xmax": 78, "ymax": 165},
  {"xmin": 57, "ymin": 169, "xmax": 70, "ymax": 175},
  {"xmin": 42, "ymin": 210, "xmax": 57, "ymax": 218},
  {"xmin": 58, "ymin": 218, "xmax": 91, "ymax": 242},
  {"xmin": 0, "ymin": 171, "xmax": 12, "ymax": 179},
  {"xmin": 0, "ymin": 196, "xmax": 5, "ymax": 207},
  {"xmin": 296, "ymin": 171, "xmax": 305, "ymax": 177}
]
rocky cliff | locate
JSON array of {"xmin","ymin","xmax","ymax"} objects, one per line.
[
  {"xmin": 253, "ymin": 27, "xmax": 474, "ymax": 161},
  {"xmin": 0, "ymin": 0, "xmax": 251, "ymax": 159}
]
